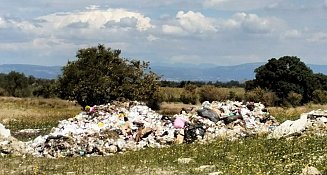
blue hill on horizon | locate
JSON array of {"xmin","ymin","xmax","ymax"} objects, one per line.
[{"xmin": 1, "ymin": 63, "xmax": 326, "ymax": 82}]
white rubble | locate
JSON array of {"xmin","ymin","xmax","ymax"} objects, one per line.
[
  {"xmin": 24, "ymin": 100, "xmax": 278, "ymax": 158},
  {"xmin": 268, "ymin": 114, "xmax": 310, "ymax": 139},
  {"xmin": 0, "ymin": 123, "xmax": 11, "ymax": 138},
  {"xmin": 268, "ymin": 109, "xmax": 327, "ymax": 139},
  {"xmin": 4, "ymin": 100, "xmax": 327, "ymax": 158},
  {"xmin": 0, "ymin": 123, "xmax": 27, "ymax": 156}
]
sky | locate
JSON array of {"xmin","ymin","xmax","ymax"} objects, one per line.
[{"xmin": 1, "ymin": 0, "xmax": 327, "ymax": 66}]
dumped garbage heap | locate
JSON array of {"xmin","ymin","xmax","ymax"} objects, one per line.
[
  {"xmin": 26, "ymin": 101, "xmax": 278, "ymax": 158},
  {"xmin": 0, "ymin": 123, "xmax": 27, "ymax": 156}
]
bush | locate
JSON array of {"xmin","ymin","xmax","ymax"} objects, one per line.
[
  {"xmin": 157, "ymin": 87, "xmax": 183, "ymax": 103},
  {"xmin": 245, "ymin": 87, "xmax": 278, "ymax": 106},
  {"xmin": 312, "ymin": 89, "xmax": 327, "ymax": 104},
  {"xmin": 198, "ymin": 85, "xmax": 229, "ymax": 103},
  {"xmin": 0, "ymin": 87, "xmax": 7, "ymax": 96},
  {"xmin": 180, "ymin": 85, "xmax": 198, "ymax": 104},
  {"xmin": 262, "ymin": 91, "xmax": 278, "ymax": 107},
  {"xmin": 285, "ymin": 91, "xmax": 302, "ymax": 107},
  {"xmin": 57, "ymin": 45, "xmax": 160, "ymax": 107}
]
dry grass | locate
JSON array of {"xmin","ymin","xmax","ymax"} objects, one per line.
[
  {"xmin": 0, "ymin": 97, "xmax": 80, "ymax": 137},
  {"xmin": 0, "ymin": 97, "xmax": 327, "ymax": 174},
  {"xmin": 158, "ymin": 87, "xmax": 184, "ymax": 102},
  {"xmin": 269, "ymin": 103, "xmax": 327, "ymax": 122},
  {"xmin": 159, "ymin": 102, "xmax": 199, "ymax": 116}
]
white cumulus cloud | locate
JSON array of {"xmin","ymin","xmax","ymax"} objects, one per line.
[
  {"xmin": 162, "ymin": 25, "xmax": 185, "ymax": 35},
  {"xmin": 0, "ymin": 17, "xmax": 37, "ymax": 32},
  {"xmin": 203, "ymin": 0, "xmax": 282, "ymax": 11},
  {"xmin": 162, "ymin": 11, "xmax": 217, "ymax": 36},
  {"xmin": 282, "ymin": 29, "xmax": 302, "ymax": 39},
  {"xmin": 308, "ymin": 32, "xmax": 327, "ymax": 42},
  {"xmin": 37, "ymin": 8, "xmax": 154, "ymax": 31},
  {"xmin": 222, "ymin": 12, "xmax": 284, "ymax": 34}
]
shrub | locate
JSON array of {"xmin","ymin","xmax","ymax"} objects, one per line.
[
  {"xmin": 285, "ymin": 91, "xmax": 303, "ymax": 107},
  {"xmin": 245, "ymin": 87, "xmax": 278, "ymax": 106},
  {"xmin": 198, "ymin": 85, "xmax": 229, "ymax": 103},
  {"xmin": 312, "ymin": 89, "xmax": 327, "ymax": 104},
  {"xmin": 157, "ymin": 87, "xmax": 183, "ymax": 103},
  {"xmin": 180, "ymin": 85, "xmax": 198, "ymax": 104}
]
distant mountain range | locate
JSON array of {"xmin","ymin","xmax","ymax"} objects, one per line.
[
  {"xmin": 1, "ymin": 63, "xmax": 327, "ymax": 82},
  {"xmin": 0, "ymin": 64, "xmax": 62, "ymax": 79}
]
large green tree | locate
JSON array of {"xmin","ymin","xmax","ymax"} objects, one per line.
[
  {"xmin": 57, "ymin": 44, "xmax": 160, "ymax": 107},
  {"xmin": 248, "ymin": 56, "xmax": 318, "ymax": 105}
]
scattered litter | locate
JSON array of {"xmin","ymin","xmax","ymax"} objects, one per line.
[
  {"xmin": 23, "ymin": 100, "xmax": 279, "ymax": 158},
  {"xmin": 1, "ymin": 100, "xmax": 327, "ymax": 158},
  {"xmin": 268, "ymin": 110, "xmax": 327, "ymax": 139},
  {"xmin": 1, "ymin": 124, "xmax": 26, "ymax": 156},
  {"xmin": 0, "ymin": 123, "xmax": 11, "ymax": 138}
]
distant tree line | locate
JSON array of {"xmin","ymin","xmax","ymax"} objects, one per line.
[
  {"xmin": 160, "ymin": 80, "xmax": 244, "ymax": 88},
  {"xmin": 0, "ymin": 71, "xmax": 57, "ymax": 98},
  {"xmin": 1, "ymin": 46, "xmax": 327, "ymax": 108}
]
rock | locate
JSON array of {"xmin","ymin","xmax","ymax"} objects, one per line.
[
  {"xmin": 107, "ymin": 145, "xmax": 118, "ymax": 153},
  {"xmin": 300, "ymin": 166, "xmax": 321, "ymax": 175},
  {"xmin": 66, "ymin": 172, "xmax": 76, "ymax": 175},
  {"xmin": 194, "ymin": 165, "xmax": 216, "ymax": 172},
  {"xmin": 208, "ymin": 171, "xmax": 223, "ymax": 175},
  {"xmin": 177, "ymin": 158, "xmax": 195, "ymax": 164}
]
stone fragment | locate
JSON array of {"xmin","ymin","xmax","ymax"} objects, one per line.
[
  {"xmin": 300, "ymin": 166, "xmax": 321, "ymax": 175},
  {"xmin": 194, "ymin": 165, "xmax": 216, "ymax": 172},
  {"xmin": 208, "ymin": 171, "xmax": 223, "ymax": 175},
  {"xmin": 177, "ymin": 158, "xmax": 195, "ymax": 164}
]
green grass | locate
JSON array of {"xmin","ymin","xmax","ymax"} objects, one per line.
[
  {"xmin": 1, "ymin": 135, "xmax": 326, "ymax": 174},
  {"xmin": 1, "ymin": 97, "xmax": 327, "ymax": 174}
]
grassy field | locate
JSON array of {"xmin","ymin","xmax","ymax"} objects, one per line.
[
  {"xmin": 1, "ymin": 135, "xmax": 326, "ymax": 174},
  {"xmin": 1, "ymin": 97, "xmax": 327, "ymax": 174},
  {"xmin": 0, "ymin": 97, "xmax": 80, "ymax": 140}
]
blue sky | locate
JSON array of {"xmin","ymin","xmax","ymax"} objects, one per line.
[{"xmin": 1, "ymin": 0, "xmax": 327, "ymax": 66}]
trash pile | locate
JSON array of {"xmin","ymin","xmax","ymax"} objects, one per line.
[
  {"xmin": 268, "ymin": 109, "xmax": 327, "ymax": 139},
  {"xmin": 0, "ymin": 123, "xmax": 27, "ymax": 156},
  {"xmin": 25, "ymin": 100, "xmax": 278, "ymax": 158},
  {"xmin": 2, "ymin": 100, "xmax": 327, "ymax": 158}
]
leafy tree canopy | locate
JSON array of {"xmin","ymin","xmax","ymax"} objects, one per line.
[
  {"xmin": 247, "ymin": 56, "xmax": 319, "ymax": 105},
  {"xmin": 57, "ymin": 44, "xmax": 160, "ymax": 107}
]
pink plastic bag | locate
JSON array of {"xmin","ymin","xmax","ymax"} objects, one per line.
[{"xmin": 174, "ymin": 117, "xmax": 188, "ymax": 129}]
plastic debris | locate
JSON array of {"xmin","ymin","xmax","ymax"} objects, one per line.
[
  {"xmin": 268, "ymin": 109, "xmax": 327, "ymax": 139},
  {"xmin": 0, "ymin": 124, "xmax": 27, "ymax": 156},
  {"xmin": 23, "ymin": 100, "xmax": 280, "ymax": 158},
  {"xmin": 0, "ymin": 123, "xmax": 11, "ymax": 138},
  {"xmin": 0, "ymin": 100, "xmax": 323, "ymax": 158}
]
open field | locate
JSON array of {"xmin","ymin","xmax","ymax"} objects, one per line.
[
  {"xmin": 0, "ymin": 97, "xmax": 80, "ymax": 140},
  {"xmin": 1, "ymin": 135, "xmax": 326, "ymax": 174},
  {"xmin": 0, "ymin": 97, "xmax": 327, "ymax": 174}
]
